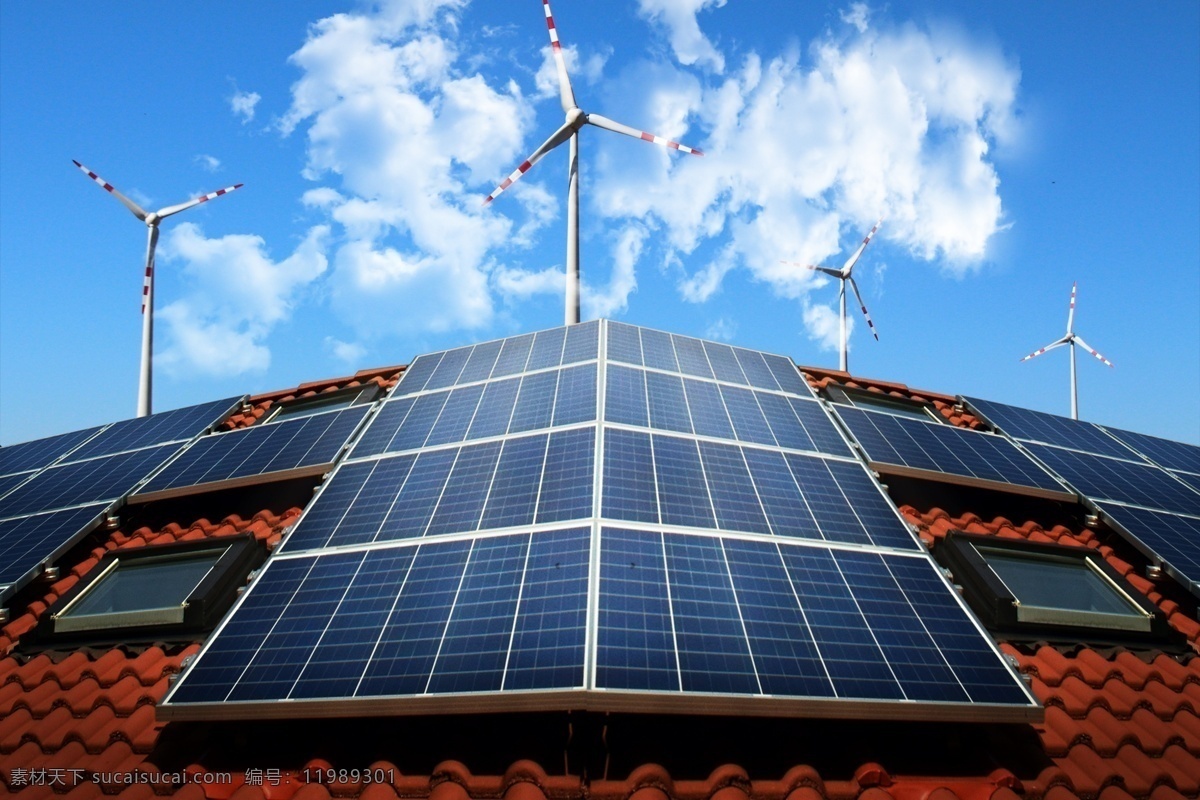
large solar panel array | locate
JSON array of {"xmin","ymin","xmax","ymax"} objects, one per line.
[
  {"xmin": 964, "ymin": 396, "xmax": 1200, "ymax": 596},
  {"xmin": 0, "ymin": 397, "xmax": 240, "ymax": 603},
  {"xmin": 135, "ymin": 405, "xmax": 373, "ymax": 500},
  {"xmin": 831, "ymin": 405, "xmax": 1069, "ymax": 498},
  {"xmin": 163, "ymin": 322, "xmax": 1036, "ymax": 722}
]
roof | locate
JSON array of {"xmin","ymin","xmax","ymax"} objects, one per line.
[{"xmin": 1, "ymin": 362, "xmax": 1198, "ymax": 800}]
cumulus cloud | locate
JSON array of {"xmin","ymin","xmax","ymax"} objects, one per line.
[
  {"xmin": 325, "ymin": 336, "xmax": 367, "ymax": 364},
  {"xmin": 229, "ymin": 89, "xmax": 261, "ymax": 123},
  {"xmin": 704, "ymin": 317, "xmax": 738, "ymax": 341},
  {"xmin": 156, "ymin": 223, "xmax": 329, "ymax": 376},
  {"xmin": 803, "ymin": 301, "xmax": 846, "ymax": 353},
  {"xmin": 280, "ymin": 0, "xmax": 532, "ymax": 338},
  {"xmin": 840, "ymin": 3, "xmax": 871, "ymax": 33},
  {"xmin": 194, "ymin": 154, "xmax": 221, "ymax": 172},
  {"xmin": 591, "ymin": 8, "xmax": 1020, "ymax": 345},
  {"xmin": 636, "ymin": 0, "xmax": 726, "ymax": 72},
  {"xmin": 534, "ymin": 44, "xmax": 609, "ymax": 100},
  {"xmin": 584, "ymin": 224, "xmax": 646, "ymax": 318}
]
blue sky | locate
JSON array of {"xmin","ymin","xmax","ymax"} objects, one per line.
[{"xmin": 1, "ymin": 0, "xmax": 1197, "ymax": 445}]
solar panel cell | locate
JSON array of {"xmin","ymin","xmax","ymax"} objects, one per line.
[
  {"xmin": 64, "ymin": 397, "xmax": 238, "ymax": 462},
  {"xmin": 703, "ymin": 341, "xmax": 749, "ymax": 386},
  {"xmin": 602, "ymin": 429, "xmax": 658, "ymax": 523},
  {"xmin": 1096, "ymin": 503, "xmax": 1200, "ymax": 590},
  {"xmin": 551, "ymin": 364, "xmax": 597, "ymax": 427},
  {"xmin": 394, "ymin": 353, "xmax": 441, "ymax": 396},
  {"xmin": 698, "ymin": 441, "xmax": 770, "ymax": 534},
  {"xmin": 606, "ymin": 366, "xmax": 649, "ymax": 428},
  {"xmin": 424, "ymin": 347, "xmax": 471, "ymax": 391},
  {"xmin": 1103, "ymin": 428, "xmax": 1200, "ymax": 474},
  {"xmin": 425, "ymin": 441, "xmax": 502, "ymax": 536},
  {"xmin": 0, "ymin": 504, "xmax": 108, "ymax": 589},
  {"xmin": 465, "ymin": 379, "xmax": 521, "ymax": 440},
  {"xmin": 640, "ymin": 329, "xmax": 678, "ymax": 372},
  {"xmin": 425, "ymin": 384, "xmax": 485, "ymax": 447},
  {"xmin": 1026, "ymin": 443, "xmax": 1200, "ymax": 516},
  {"xmin": 527, "ymin": 327, "xmax": 566, "ymax": 371},
  {"xmin": 0, "ymin": 427, "xmax": 103, "ymax": 477},
  {"xmin": 536, "ymin": 428, "xmax": 595, "ymax": 523},
  {"xmin": 721, "ymin": 387, "xmax": 777, "ymax": 447},
  {"xmin": 607, "ymin": 321, "xmax": 643, "ymax": 366},
  {"xmin": 646, "ymin": 372, "xmax": 693, "ymax": 434},
  {"xmin": 652, "ymin": 435, "xmax": 716, "ymax": 528},
  {"xmin": 508, "ymin": 371, "xmax": 558, "ymax": 434},
  {"xmin": 491, "ymin": 334, "xmax": 535, "ymax": 379},
  {"xmin": 457, "ymin": 340, "xmax": 503, "ymax": 385},
  {"xmin": 562, "ymin": 319, "xmax": 600, "ymax": 364},
  {"xmin": 672, "ymin": 335, "xmax": 714, "ymax": 379},
  {"xmin": 684, "ymin": 379, "xmax": 735, "ymax": 440},
  {"xmin": 479, "ymin": 435, "xmax": 548, "ymax": 530},
  {"xmin": 732, "ymin": 348, "xmax": 781, "ymax": 392}
]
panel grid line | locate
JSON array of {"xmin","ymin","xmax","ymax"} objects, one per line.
[
  {"xmin": 716, "ymin": 537, "xmax": 765, "ymax": 694},
  {"xmin": 423, "ymin": 539, "xmax": 477, "ymax": 694}
]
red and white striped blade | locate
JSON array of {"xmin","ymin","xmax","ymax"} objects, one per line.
[
  {"xmin": 483, "ymin": 118, "xmax": 577, "ymax": 206},
  {"xmin": 157, "ymin": 183, "xmax": 245, "ymax": 219},
  {"xmin": 782, "ymin": 262, "xmax": 843, "ymax": 278},
  {"xmin": 586, "ymin": 113, "xmax": 704, "ymax": 156},
  {"xmin": 842, "ymin": 218, "xmax": 883, "ymax": 274},
  {"xmin": 1020, "ymin": 337, "xmax": 1068, "ymax": 362},
  {"xmin": 142, "ymin": 226, "xmax": 159, "ymax": 315},
  {"xmin": 1072, "ymin": 335, "xmax": 1114, "ymax": 368},
  {"xmin": 1066, "ymin": 281, "xmax": 1078, "ymax": 334},
  {"xmin": 848, "ymin": 276, "xmax": 879, "ymax": 340},
  {"xmin": 72, "ymin": 159, "xmax": 148, "ymax": 221},
  {"xmin": 542, "ymin": 0, "xmax": 577, "ymax": 113}
]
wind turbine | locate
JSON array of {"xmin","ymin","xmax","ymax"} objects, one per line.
[
  {"xmin": 483, "ymin": 0, "xmax": 704, "ymax": 326},
  {"xmin": 782, "ymin": 218, "xmax": 883, "ymax": 373},
  {"xmin": 1020, "ymin": 281, "xmax": 1113, "ymax": 420},
  {"xmin": 73, "ymin": 160, "xmax": 243, "ymax": 418}
]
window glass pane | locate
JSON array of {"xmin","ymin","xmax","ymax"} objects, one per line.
[
  {"xmin": 846, "ymin": 395, "xmax": 934, "ymax": 422},
  {"xmin": 980, "ymin": 548, "xmax": 1141, "ymax": 616},
  {"xmin": 272, "ymin": 392, "xmax": 359, "ymax": 422},
  {"xmin": 65, "ymin": 549, "xmax": 225, "ymax": 617}
]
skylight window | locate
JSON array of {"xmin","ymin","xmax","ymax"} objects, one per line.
[
  {"xmin": 939, "ymin": 532, "xmax": 1173, "ymax": 641},
  {"xmin": 37, "ymin": 535, "xmax": 264, "ymax": 642},
  {"xmin": 824, "ymin": 385, "xmax": 939, "ymax": 422},
  {"xmin": 266, "ymin": 385, "xmax": 379, "ymax": 424}
]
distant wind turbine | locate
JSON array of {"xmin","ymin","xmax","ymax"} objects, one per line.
[
  {"xmin": 1021, "ymin": 281, "xmax": 1113, "ymax": 420},
  {"xmin": 483, "ymin": 0, "xmax": 704, "ymax": 326},
  {"xmin": 782, "ymin": 218, "xmax": 883, "ymax": 373},
  {"xmin": 73, "ymin": 159, "xmax": 243, "ymax": 417}
]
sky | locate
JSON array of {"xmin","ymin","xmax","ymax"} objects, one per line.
[{"xmin": 1, "ymin": 0, "xmax": 1197, "ymax": 446}]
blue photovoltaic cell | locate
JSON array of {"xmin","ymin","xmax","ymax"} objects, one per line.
[
  {"xmin": 527, "ymin": 327, "xmax": 566, "ymax": 371},
  {"xmin": 763, "ymin": 354, "xmax": 813, "ymax": 397},
  {"xmin": 0, "ymin": 427, "xmax": 103, "ymax": 477},
  {"xmin": 283, "ymin": 456, "xmax": 416, "ymax": 551},
  {"xmin": 480, "ymin": 435, "xmax": 548, "ymax": 529},
  {"xmin": 698, "ymin": 441, "xmax": 770, "ymax": 534},
  {"xmin": 551, "ymin": 364, "xmax": 597, "ymax": 426},
  {"xmin": 508, "ymin": 372, "xmax": 558, "ymax": 434},
  {"xmin": 0, "ymin": 444, "xmax": 181, "ymax": 519},
  {"xmin": 536, "ymin": 428, "xmax": 595, "ymax": 523},
  {"xmin": 703, "ymin": 341, "xmax": 749, "ymax": 385},
  {"xmin": 1024, "ymin": 443, "xmax": 1200, "ymax": 517},
  {"xmin": 791, "ymin": 399, "xmax": 854, "ymax": 456},
  {"xmin": 424, "ymin": 441, "xmax": 502, "ymax": 536},
  {"xmin": 466, "ymin": 379, "xmax": 521, "ymax": 440},
  {"xmin": 640, "ymin": 328, "xmax": 678, "ymax": 373},
  {"xmin": 606, "ymin": 366, "xmax": 649, "ymax": 428},
  {"xmin": 492, "ymin": 333, "xmax": 535, "ymax": 378},
  {"xmin": 595, "ymin": 530, "xmax": 1028, "ymax": 705},
  {"xmin": 0, "ymin": 504, "xmax": 108, "ymax": 589},
  {"xmin": 1101, "ymin": 427, "xmax": 1200, "ymax": 475},
  {"xmin": 174, "ymin": 530, "xmax": 590, "ymax": 705},
  {"xmin": 425, "ymin": 384, "xmax": 485, "ymax": 446},
  {"xmin": 424, "ymin": 347, "xmax": 471, "ymax": 391},
  {"xmin": 672, "ymin": 335, "xmax": 714, "ymax": 379},
  {"xmin": 562, "ymin": 319, "xmax": 600, "ymax": 364},
  {"xmin": 349, "ymin": 397, "xmax": 414, "ymax": 458},
  {"xmin": 652, "ymin": 434, "xmax": 716, "ymax": 528},
  {"xmin": 364, "ymin": 391, "xmax": 448, "ymax": 456},
  {"xmin": 1096, "ymin": 503, "xmax": 1200, "ymax": 591},
  {"xmin": 684, "ymin": 379, "xmax": 735, "ymax": 440},
  {"xmin": 1172, "ymin": 471, "xmax": 1200, "ymax": 496},
  {"xmin": 64, "ymin": 397, "xmax": 238, "ymax": 463},
  {"xmin": 395, "ymin": 353, "xmax": 442, "ymax": 396},
  {"xmin": 457, "ymin": 340, "xmax": 503, "ymax": 385},
  {"xmin": 836, "ymin": 406, "xmax": 1065, "ymax": 493},
  {"xmin": 721, "ymin": 386, "xmax": 776, "ymax": 447},
  {"xmin": 732, "ymin": 348, "xmax": 781, "ymax": 392},
  {"xmin": 964, "ymin": 396, "xmax": 1136, "ymax": 460},
  {"xmin": 602, "ymin": 429, "xmax": 658, "ymax": 523},
  {"xmin": 646, "ymin": 372, "xmax": 692, "ymax": 434},
  {"xmin": 0, "ymin": 473, "xmax": 31, "ymax": 501},
  {"xmin": 137, "ymin": 406, "xmax": 370, "ymax": 495},
  {"xmin": 756, "ymin": 393, "xmax": 814, "ymax": 452},
  {"xmin": 741, "ymin": 448, "xmax": 822, "ymax": 540},
  {"xmin": 607, "ymin": 321, "xmax": 643, "ymax": 366}
]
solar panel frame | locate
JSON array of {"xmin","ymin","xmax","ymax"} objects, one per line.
[
  {"xmin": 0, "ymin": 426, "xmax": 106, "ymax": 478},
  {"xmin": 0, "ymin": 504, "xmax": 109, "ymax": 602},
  {"xmin": 1094, "ymin": 503, "xmax": 1200, "ymax": 596},
  {"xmin": 1022, "ymin": 443, "xmax": 1200, "ymax": 517},
  {"xmin": 61, "ymin": 397, "xmax": 241, "ymax": 463}
]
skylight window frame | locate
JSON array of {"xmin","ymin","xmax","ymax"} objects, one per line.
[
  {"xmin": 939, "ymin": 531, "xmax": 1175, "ymax": 643},
  {"xmin": 35, "ymin": 534, "xmax": 265, "ymax": 644},
  {"xmin": 825, "ymin": 385, "xmax": 942, "ymax": 423},
  {"xmin": 262, "ymin": 384, "xmax": 381, "ymax": 425}
]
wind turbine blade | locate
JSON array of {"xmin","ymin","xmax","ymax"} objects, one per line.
[
  {"xmin": 586, "ymin": 113, "xmax": 704, "ymax": 155},
  {"xmin": 157, "ymin": 183, "xmax": 245, "ymax": 219},
  {"xmin": 841, "ymin": 218, "xmax": 883, "ymax": 274},
  {"xmin": 142, "ymin": 226, "xmax": 160, "ymax": 314},
  {"xmin": 1020, "ymin": 337, "xmax": 1068, "ymax": 361},
  {"xmin": 848, "ymin": 276, "xmax": 879, "ymax": 340},
  {"xmin": 781, "ymin": 262, "xmax": 843, "ymax": 278},
  {"xmin": 72, "ymin": 160, "xmax": 148, "ymax": 221},
  {"xmin": 1072, "ymin": 335, "xmax": 1114, "ymax": 367},
  {"xmin": 1066, "ymin": 281, "xmax": 1078, "ymax": 334},
  {"xmin": 542, "ymin": 0, "xmax": 577, "ymax": 113},
  {"xmin": 483, "ymin": 118, "xmax": 577, "ymax": 205}
]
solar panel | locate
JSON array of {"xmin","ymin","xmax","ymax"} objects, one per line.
[
  {"xmin": 62, "ymin": 397, "xmax": 240, "ymax": 462},
  {"xmin": 0, "ymin": 504, "xmax": 108, "ymax": 598},
  {"xmin": 163, "ymin": 321, "xmax": 1036, "ymax": 722},
  {"xmin": 595, "ymin": 529, "xmax": 1033, "ymax": 706},
  {"xmin": 962, "ymin": 397, "xmax": 1137, "ymax": 460},
  {"xmin": 1100, "ymin": 427, "xmax": 1200, "ymax": 475},
  {"xmin": 0, "ymin": 426, "xmax": 104, "ymax": 477},
  {"xmin": 134, "ymin": 406, "xmax": 372, "ymax": 499},
  {"xmin": 834, "ymin": 406, "xmax": 1069, "ymax": 497},
  {"xmin": 1095, "ymin": 503, "xmax": 1200, "ymax": 594},
  {"xmin": 1022, "ymin": 444, "xmax": 1200, "ymax": 517}
]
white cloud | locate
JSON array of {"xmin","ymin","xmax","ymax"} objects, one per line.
[
  {"xmin": 493, "ymin": 264, "xmax": 563, "ymax": 299},
  {"xmin": 325, "ymin": 336, "xmax": 367, "ymax": 364},
  {"xmin": 584, "ymin": 224, "xmax": 645, "ymax": 318},
  {"xmin": 704, "ymin": 317, "xmax": 738, "ymax": 341},
  {"xmin": 194, "ymin": 154, "xmax": 221, "ymax": 172},
  {"xmin": 156, "ymin": 223, "xmax": 329, "ymax": 377},
  {"xmin": 841, "ymin": 3, "xmax": 871, "ymax": 33},
  {"xmin": 637, "ymin": 0, "xmax": 726, "ymax": 72},
  {"xmin": 591, "ymin": 9, "xmax": 1020, "ymax": 343},
  {"xmin": 534, "ymin": 44, "xmax": 609, "ymax": 100},
  {"xmin": 280, "ymin": 0, "xmax": 532, "ymax": 338},
  {"xmin": 803, "ymin": 301, "xmax": 846, "ymax": 354},
  {"xmin": 230, "ymin": 89, "xmax": 261, "ymax": 123}
]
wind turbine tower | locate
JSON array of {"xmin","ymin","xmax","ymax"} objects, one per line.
[
  {"xmin": 1020, "ymin": 281, "xmax": 1114, "ymax": 420},
  {"xmin": 484, "ymin": 0, "xmax": 704, "ymax": 326},
  {"xmin": 73, "ymin": 160, "xmax": 243, "ymax": 417},
  {"xmin": 783, "ymin": 219, "xmax": 883, "ymax": 373}
]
